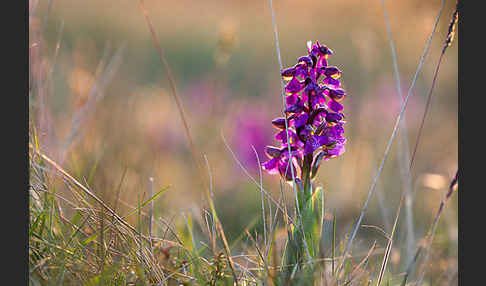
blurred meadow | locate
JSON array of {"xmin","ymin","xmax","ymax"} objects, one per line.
[{"xmin": 29, "ymin": 0, "xmax": 458, "ymax": 284}]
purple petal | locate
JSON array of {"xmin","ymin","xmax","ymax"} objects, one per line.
[
  {"xmin": 271, "ymin": 118, "xmax": 289, "ymax": 130},
  {"xmin": 304, "ymin": 135, "xmax": 329, "ymax": 155},
  {"xmin": 299, "ymin": 125, "xmax": 314, "ymax": 141},
  {"xmin": 317, "ymin": 135, "xmax": 330, "ymax": 146},
  {"xmin": 294, "ymin": 114, "xmax": 309, "ymax": 129},
  {"xmin": 309, "ymin": 54, "xmax": 318, "ymax": 68},
  {"xmin": 324, "ymin": 66, "xmax": 342, "ymax": 79},
  {"xmin": 312, "ymin": 109, "xmax": 327, "ymax": 126},
  {"xmin": 326, "ymin": 112, "xmax": 343, "ymax": 123},
  {"xmin": 281, "ymin": 148, "xmax": 301, "ymax": 159},
  {"xmin": 286, "ymin": 94, "xmax": 299, "ymax": 105},
  {"xmin": 275, "ymin": 129, "xmax": 298, "ymax": 145},
  {"xmin": 309, "ymin": 68, "xmax": 319, "ymax": 82},
  {"xmin": 278, "ymin": 158, "xmax": 298, "ymax": 181},
  {"xmin": 324, "ymin": 124, "xmax": 344, "ymax": 140},
  {"xmin": 319, "ymin": 44, "xmax": 332, "ymax": 56},
  {"xmin": 285, "ymin": 77, "xmax": 304, "ymax": 94},
  {"xmin": 327, "ymin": 144, "xmax": 345, "ymax": 157},
  {"xmin": 329, "ymin": 100, "xmax": 344, "ymax": 112},
  {"xmin": 332, "ymin": 124, "xmax": 345, "ymax": 136},
  {"xmin": 262, "ymin": 158, "xmax": 279, "ymax": 174},
  {"xmin": 297, "ymin": 56, "xmax": 313, "ymax": 68},
  {"xmin": 285, "ymin": 93, "xmax": 305, "ymax": 113},
  {"xmin": 329, "ymin": 88, "xmax": 346, "ymax": 101},
  {"xmin": 294, "ymin": 64, "xmax": 309, "ymax": 79},
  {"xmin": 285, "ymin": 103, "xmax": 304, "ymax": 114},
  {"xmin": 304, "ymin": 141, "xmax": 317, "ymax": 155},
  {"xmin": 323, "ymin": 77, "xmax": 340, "ymax": 88},
  {"xmin": 281, "ymin": 67, "xmax": 296, "ymax": 80},
  {"xmin": 264, "ymin": 146, "xmax": 282, "ymax": 158},
  {"xmin": 305, "ymin": 81, "xmax": 319, "ymax": 94},
  {"xmin": 336, "ymin": 137, "xmax": 346, "ymax": 145},
  {"xmin": 311, "ymin": 92, "xmax": 327, "ymax": 108},
  {"xmin": 317, "ymin": 57, "xmax": 328, "ymax": 69}
]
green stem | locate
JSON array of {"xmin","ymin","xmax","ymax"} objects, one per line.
[
  {"xmin": 281, "ymin": 155, "xmax": 316, "ymax": 283},
  {"xmin": 302, "ymin": 154, "xmax": 313, "ymax": 200},
  {"xmin": 301, "ymin": 154, "xmax": 314, "ymax": 252}
]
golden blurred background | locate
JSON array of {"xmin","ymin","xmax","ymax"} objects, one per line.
[{"xmin": 29, "ymin": 0, "xmax": 457, "ymax": 276}]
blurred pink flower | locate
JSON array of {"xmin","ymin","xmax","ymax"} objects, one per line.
[
  {"xmin": 362, "ymin": 76, "xmax": 422, "ymax": 124},
  {"xmin": 182, "ymin": 77, "xmax": 229, "ymax": 119},
  {"xmin": 229, "ymin": 106, "xmax": 274, "ymax": 172}
]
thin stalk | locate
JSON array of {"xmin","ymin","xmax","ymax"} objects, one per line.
[
  {"xmin": 381, "ymin": 0, "xmax": 415, "ymax": 264},
  {"xmin": 29, "ymin": 143, "xmax": 182, "ymax": 249},
  {"xmin": 331, "ymin": 210, "xmax": 336, "ymax": 278},
  {"xmin": 268, "ymin": 0, "xmax": 312, "ymax": 266},
  {"xmin": 137, "ymin": 1, "xmax": 238, "ymax": 282},
  {"xmin": 410, "ymin": 2, "xmax": 458, "ymax": 171},
  {"xmin": 148, "ymin": 177, "xmax": 154, "ymax": 257},
  {"xmin": 415, "ymin": 170, "xmax": 458, "ymax": 286},
  {"xmin": 221, "ymin": 133, "xmax": 295, "ymax": 226},
  {"xmin": 388, "ymin": 5, "xmax": 459, "ymax": 285},
  {"xmin": 337, "ymin": 0, "xmax": 445, "ymax": 277},
  {"xmin": 377, "ymin": 195, "xmax": 403, "ymax": 286},
  {"xmin": 251, "ymin": 145, "xmax": 267, "ymax": 251},
  {"xmin": 137, "ymin": 0, "xmax": 197, "ymax": 168}
]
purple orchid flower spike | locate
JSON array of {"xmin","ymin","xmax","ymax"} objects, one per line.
[{"xmin": 262, "ymin": 41, "xmax": 348, "ymax": 184}]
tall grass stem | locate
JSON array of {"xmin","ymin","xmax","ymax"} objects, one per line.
[{"xmin": 337, "ymin": 0, "xmax": 445, "ymax": 277}]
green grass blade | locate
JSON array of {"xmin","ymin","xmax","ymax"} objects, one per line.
[{"xmin": 122, "ymin": 185, "xmax": 170, "ymax": 219}]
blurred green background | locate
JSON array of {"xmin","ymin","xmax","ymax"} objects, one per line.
[{"xmin": 30, "ymin": 0, "xmax": 457, "ymax": 277}]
